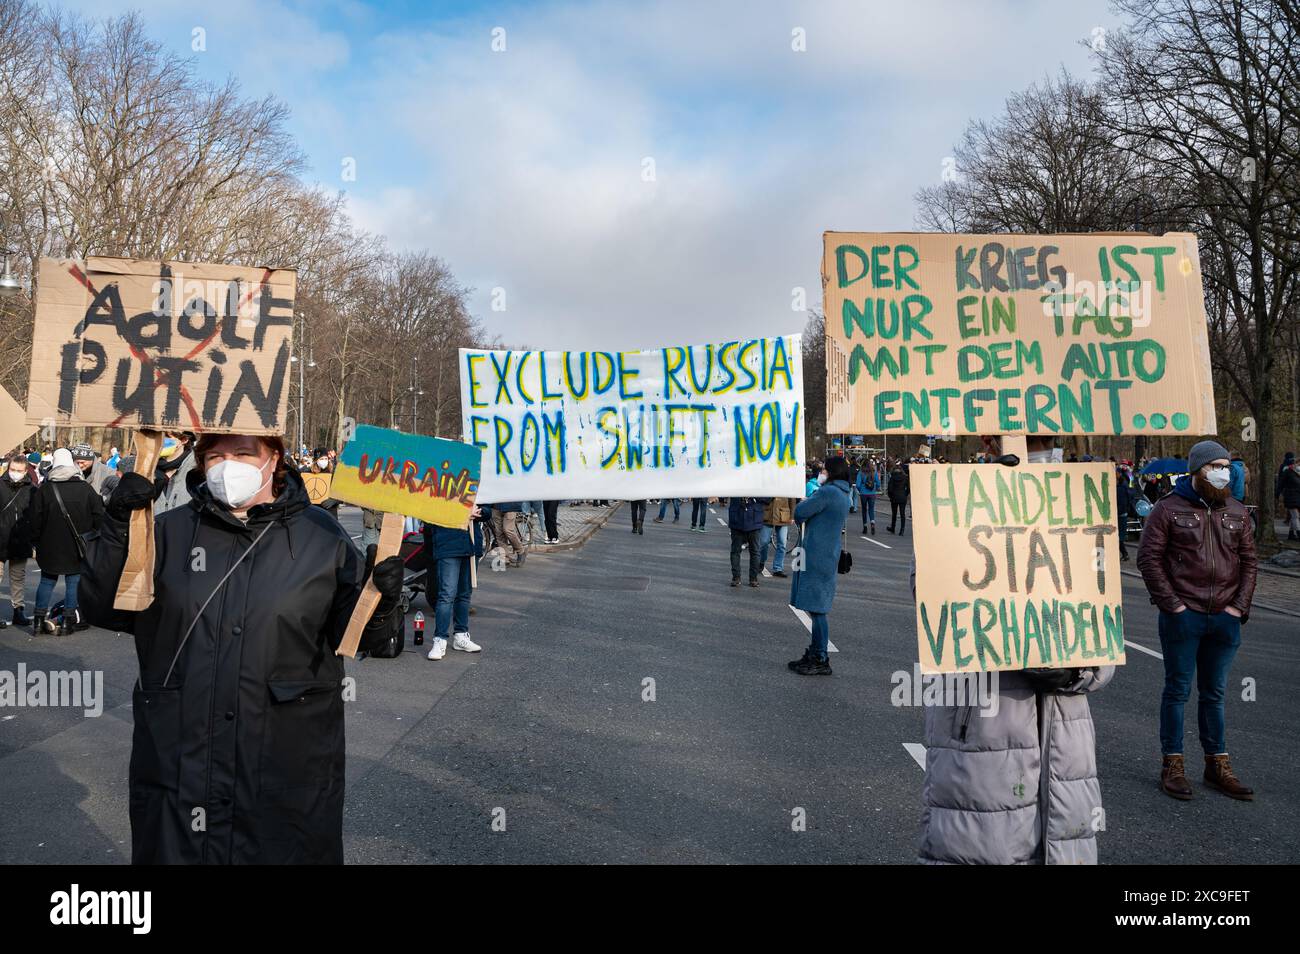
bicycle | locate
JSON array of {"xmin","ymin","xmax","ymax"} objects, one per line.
[{"xmin": 517, "ymin": 510, "xmax": 538, "ymax": 549}]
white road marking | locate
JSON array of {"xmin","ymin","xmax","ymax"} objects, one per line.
[
  {"xmin": 762, "ymin": 566, "xmax": 772, "ymax": 578},
  {"xmin": 709, "ymin": 507, "xmax": 717, "ymax": 514},
  {"xmin": 788, "ymin": 605, "xmax": 838, "ymax": 652},
  {"xmin": 1125, "ymin": 639, "xmax": 1163, "ymax": 660},
  {"xmin": 716, "ymin": 517, "xmax": 727, "ymax": 527},
  {"xmin": 903, "ymin": 743, "xmax": 926, "ymax": 770},
  {"xmin": 860, "ymin": 535, "xmax": 891, "ymax": 549}
]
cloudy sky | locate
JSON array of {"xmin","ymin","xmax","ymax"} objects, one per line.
[{"xmin": 64, "ymin": 0, "xmax": 1113, "ymax": 350}]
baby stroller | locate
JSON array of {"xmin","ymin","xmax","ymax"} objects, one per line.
[{"xmin": 398, "ymin": 527, "xmax": 429, "ymax": 614}]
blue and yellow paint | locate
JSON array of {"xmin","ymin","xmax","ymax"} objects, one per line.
[{"xmin": 331, "ymin": 424, "xmax": 482, "ymax": 529}]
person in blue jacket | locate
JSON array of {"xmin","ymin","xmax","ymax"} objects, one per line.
[
  {"xmin": 727, "ymin": 496, "xmax": 768, "ymax": 587},
  {"xmin": 788, "ymin": 456, "xmax": 852, "ymax": 675},
  {"xmin": 855, "ymin": 458, "xmax": 880, "ymax": 535},
  {"xmin": 1228, "ymin": 451, "xmax": 1247, "ymax": 504},
  {"xmin": 424, "ymin": 507, "xmax": 485, "ymax": 660}
]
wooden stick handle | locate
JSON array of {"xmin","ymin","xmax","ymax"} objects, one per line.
[
  {"xmin": 113, "ymin": 430, "xmax": 164, "ymax": 612},
  {"xmin": 336, "ymin": 511, "xmax": 405, "ymax": 658}
]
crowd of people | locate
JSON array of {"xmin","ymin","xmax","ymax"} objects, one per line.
[{"xmin": 0, "ymin": 428, "xmax": 1293, "ymax": 865}]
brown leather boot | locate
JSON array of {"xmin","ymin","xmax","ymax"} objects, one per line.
[
  {"xmin": 1160, "ymin": 755, "xmax": 1193, "ymax": 800},
  {"xmin": 1204, "ymin": 754, "xmax": 1254, "ymax": 801}
]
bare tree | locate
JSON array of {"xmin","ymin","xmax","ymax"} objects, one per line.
[
  {"xmin": 0, "ymin": 5, "xmax": 493, "ymax": 457},
  {"xmin": 916, "ymin": 70, "xmax": 1161, "ymax": 235},
  {"xmin": 1098, "ymin": 0, "xmax": 1300, "ymax": 543},
  {"xmin": 801, "ymin": 310, "xmax": 826, "ymax": 460}
]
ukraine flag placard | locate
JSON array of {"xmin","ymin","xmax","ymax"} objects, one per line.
[{"xmin": 331, "ymin": 425, "xmax": 482, "ymax": 529}]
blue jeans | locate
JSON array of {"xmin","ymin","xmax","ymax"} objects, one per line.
[
  {"xmin": 861, "ymin": 495, "xmax": 876, "ymax": 528},
  {"xmin": 808, "ymin": 612, "xmax": 829, "ymax": 661},
  {"xmin": 1158, "ymin": 609, "xmax": 1241, "ymax": 755},
  {"xmin": 690, "ymin": 498, "xmax": 707, "ymax": 527},
  {"xmin": 658, "ymin": 498, "xmax": 681, "ymax": 519},
  {"xmin": 433, "ymin": 557, "xmax": 472, "ymax": 639},
  {"xmin": 759, "ymin": 525, "xmax": 789, "ymax": 571},
  {"xmin": 36, "ymin": 572, "xmax": 79, "ymax": 613}
]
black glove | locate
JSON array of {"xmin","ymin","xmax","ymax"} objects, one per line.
[
  {"xmin": 1021, "ymin": 667, "xmax": 1079, "ymax": 691},
  {"xmin": 107, "ymin": 472, "xmax": 161, "ymax": 520},
  {"xmin": 365, "ymin": 546, "xmax": 405, "ymax": 619}
]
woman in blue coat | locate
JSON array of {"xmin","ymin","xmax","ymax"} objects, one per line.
[{"xmin": 788, "ymin": 456, "xmax": 852, "ymax": 675}]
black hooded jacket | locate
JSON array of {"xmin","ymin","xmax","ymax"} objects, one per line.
[
  {"xmin": 80, "ymin": 467, "xmax": 398, "ymax": 864},
  {"xmin": 30, "ymin": 473, "xmax": 104, "ymax": 575},
  {"xmin": 0, "ymin": 470, "xmax": 36, "ymax": 560}
]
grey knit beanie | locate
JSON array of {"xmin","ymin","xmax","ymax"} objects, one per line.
[{"xmin": 1187, "ymin": 440, "xmax": 1230, "ymax": 474}]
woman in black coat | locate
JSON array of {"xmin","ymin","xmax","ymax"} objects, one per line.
[
  {"xmin": 28, "ymin": 448, "xmax": 104, "ymax": 634},
  {"xmin": 79, "ymin": 432, "xmax": 405, "ymax": 864},
  {"xmin": 0, "ymin": 454, "xmax": 37, "ymax": 627},
  {"xmin": 1115, "ymin": 467, "xmax": 1135, "ymax": 560},
  {"xmin": 1279, "ymin": 459, "xmax": 1300, "ymax": 540},
  {"xmin": 886, "ymin": 465, "xmax": 910, "ymax": 535}
]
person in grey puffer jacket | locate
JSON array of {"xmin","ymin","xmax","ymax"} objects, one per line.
[
  {"xmin": 911, "ymin": 449, "xmax": 1114, "ymax": 864},
  {"xmin": 917, "ymin": 663, "xmax": 1114, "ymax": 864}
]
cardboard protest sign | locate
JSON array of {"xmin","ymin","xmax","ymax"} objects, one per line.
[
  {"xmin": 328, "ymin": 425, "xmax": 480, "ymax": 658},
  {"xmin": 27, "ymin": 256, "xmax": 297, "ymax": 434},
  {"xmin": 330, "ymin": 425, "xmax": 482, "ymax": 530},
  {"xmin": 911, "ymin": 462, "xmax": 1127, "ymax": 674},
  {"xmin": 114, "ymin": 430, "xmax": 163, "ymax": 611},
  {"xmin": 0, "ymin": 385, "xmax": 37, "ymax": 454},
  {"xmin": 302, "ymin": 472, "xmax": 333, "ymax": 505},
  {"xmin": 822, "ymin": 233, "xmax": 1215, "ymax": 437},
  {"xmin": 460, "ymin": 336, "xmax": 805, "ymax": 504}
]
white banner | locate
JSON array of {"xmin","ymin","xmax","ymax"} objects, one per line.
[{"xmin": 460, "ymin": 336, "xmax": 806, "ymax": 503}]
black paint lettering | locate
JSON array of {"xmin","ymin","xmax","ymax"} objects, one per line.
[
  {"xmin": 112, "ymin": 357, "xmax": 156, "ymax": 426},
  {"xmin": 218, "ymin": 339, "xmax": 289, "ymax": 428}
]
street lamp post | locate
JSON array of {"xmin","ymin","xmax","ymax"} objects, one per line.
[
  {"xmin": 0, "ymin": 248, "xmax": 26, "ymax": 298},
  {"xmin": 290, "ymin": 312, "xmax": 313, "ymax": 453},
  {"xmin": 412, "ymin": 354, "xmax": 422, "ymax": 433},
  {"xmin": 290, "ymin": 312, "xmax": 305, "ymax": 454}
]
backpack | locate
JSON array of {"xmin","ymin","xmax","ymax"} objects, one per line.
[{"xmin": 364, "ymin": 612, "xmax": 406, "ymax": 659}]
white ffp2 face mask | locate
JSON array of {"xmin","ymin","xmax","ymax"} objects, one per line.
[
  {"xmin": 1204, "ymin": 466, "xmax": 1231, "ymax": 490},
  {"xmin": 206, "ymin": 458, "xmax": 273, "ymax": 509}
]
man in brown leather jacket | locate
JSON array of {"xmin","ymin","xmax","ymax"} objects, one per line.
[
  {"xmin": 760, "ymin": 496, "xmax": 797, "ymax": 578},
  {"xmin": 1137, "ymin": 440, "xmax": 1257, "ymax": 803}
]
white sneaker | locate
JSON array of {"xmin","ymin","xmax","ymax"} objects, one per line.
[
  {"xmin": 426, "ymin": 637, "xmax": 447, "ymax": 660},
  {"xmin": 452, "ymin": 632, "xmax": 481, "ymax": 653}
]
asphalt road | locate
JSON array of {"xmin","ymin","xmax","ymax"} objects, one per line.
[{"xmin": 1, "ymin": 504, "xmax": 1297, "ymax": 864}]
